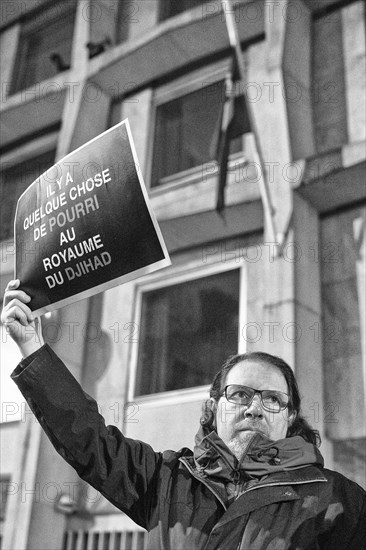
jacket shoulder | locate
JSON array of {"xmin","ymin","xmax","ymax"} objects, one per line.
[
  {"xmin": 162, "ymin": 446, "xmax": 193, "ymax": 463},
  {"xmin": 322, "ymin": 467, "xmax": 365, "ymax": 489},
  {"xmin": 321, "ymin": 467, "xmax": 366, "ymax": 502}
]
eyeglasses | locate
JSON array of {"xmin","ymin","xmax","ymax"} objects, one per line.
[{"xmin": 222, "ymin": 384, "xmax": 290, "ymax": 413}]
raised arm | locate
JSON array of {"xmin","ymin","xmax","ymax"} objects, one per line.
[{"xmin": 2, "ymin": 281, "xmax": 162, "ymax": 528}]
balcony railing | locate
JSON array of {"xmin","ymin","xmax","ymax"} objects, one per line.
[{"xmin": 63, "ymin": 530, "xmax": 148, "ymax": 550}]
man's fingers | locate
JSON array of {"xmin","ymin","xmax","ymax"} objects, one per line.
[
  {"xmin": 2, "ymin": 298, "xmax": 34, "ymax": 325},
  {"xmin": 3, "ymin": 281, "xmax": 32, "ymax": 310},
  {"xmin": 3, "ymin": 305, "xmax": 29, "ymax": 327},
  {"xmin": 5, "ymin": 279, "xmax": 20, "ymax": 291},
  {"xmin": 2, "ymin": 280, "xmax": 42, "ymax": 355},
  {"xmin": 34, "ymin": 317, "xmax": 45, "ymax": 346},
  {"xmin": 3, "ymin": 290, "xmax": 31, "ymax": 308}
]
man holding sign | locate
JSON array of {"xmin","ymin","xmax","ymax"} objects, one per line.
[{"xmin": 2, "ymin": 280, "xmax": 365, "ymax": 550}]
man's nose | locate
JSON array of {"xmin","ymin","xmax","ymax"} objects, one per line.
[{"xmin": 244, "ymin": 394, "xmax": 263, "ymax": 418}]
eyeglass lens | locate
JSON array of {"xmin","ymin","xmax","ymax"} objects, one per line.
[{"xmin": 225, "ymin": 385, "xmax": 289, "ymax": 412}]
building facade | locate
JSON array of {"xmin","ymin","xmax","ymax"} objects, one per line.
[{"xmin": 0, "ymin": 1, "xmax": 365, "ymax": 549}]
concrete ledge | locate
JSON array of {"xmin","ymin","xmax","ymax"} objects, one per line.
[{"xmin": 160, "ymin": 200, "xmax": 263, "ymax": 252}]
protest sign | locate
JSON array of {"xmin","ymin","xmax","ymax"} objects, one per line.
[{"xmin": 14, "ymin": 119, "xmax": 170, "ymax": 315}]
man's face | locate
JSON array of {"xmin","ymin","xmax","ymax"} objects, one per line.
[{"xmin": 214, "ymin": 360, "xmax": 294, "ymax": 457}]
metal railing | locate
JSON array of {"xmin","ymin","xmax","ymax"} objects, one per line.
[{"xmin": 63, "ymin": 530, "xmax": 148, "ymax": 550}]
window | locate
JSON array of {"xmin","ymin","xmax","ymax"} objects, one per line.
[
  {"xmin": 321, "ymin": 205, "xmax": 365, "ymax": 486},
  {"xmin": 11, "ymin": 4, "xmax": 76, "ymax": 94},
  {"xmin": 151, "ymin": 80, "xmax": 243, "ymax": 188},
  {"xmin": 0, "ymin": 149, "xmax": 55, "ymax": 241},
  {"xmin": 135, "ymin": 268, "xmax": 240, "ymax": 396},
  {"xmin": 159, "ymin": 0, "xmax": 211, "ymax": 21},
  {"xmin": 88, "ymin": 1, "xmax": 129, "ymax": 55}
]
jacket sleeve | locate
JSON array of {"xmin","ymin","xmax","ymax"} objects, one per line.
[{"xmin": 11, "ymin": 344, "xmax": 162, "ymax": 528}]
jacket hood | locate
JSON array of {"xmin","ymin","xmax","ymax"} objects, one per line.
[{"xmin": 194, "ymin": 426, "xmax": 324, "ymax": 481}]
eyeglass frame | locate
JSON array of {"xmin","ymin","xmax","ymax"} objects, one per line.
[{"xmin": 221, "ymin": 384, "xmax": 290, "ymax": 413}]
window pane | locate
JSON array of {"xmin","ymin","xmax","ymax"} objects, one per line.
[
  {"xmin": 152, "ymin": 81, "xmax": 242, "ymax": 187},
  {"xmin": 12, "ymin": 6, "xmax": 76, "ymax": 94},
  {"xmin": 159, "ymin": 0, "xmax": 211, "ymax": 21},
  {"xmin": 0, "ymin": 150, "xmax": 55, "ymax": 241},
  {"xmin": 135, "ymin": 269, "xmax": 240, "ymax": 395}
]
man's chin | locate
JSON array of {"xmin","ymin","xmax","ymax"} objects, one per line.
[
  {"xmin": 227, "ymin": 434, "xmax": 255, "ymax": 460},
  {"xmin": 227, "ymin": 430, "xmax": 269, "ymax": 460}
]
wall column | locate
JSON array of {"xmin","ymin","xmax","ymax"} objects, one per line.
[{"xmin": 248, "ymin": 1, "xmax": 332, "ymax": 465}]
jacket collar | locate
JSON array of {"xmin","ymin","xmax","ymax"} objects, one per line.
[
  {"xmin": 192, "ymin": 426, "xmax": 324, "ymax": 482},
  {"xmin": 179, "ymin": 456, "xmax": 327, "ymax": 512}
]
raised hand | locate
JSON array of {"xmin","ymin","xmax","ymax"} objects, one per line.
[{"xmin": 1, "ymin": 280, "xmax": 43, "ymax": 357}]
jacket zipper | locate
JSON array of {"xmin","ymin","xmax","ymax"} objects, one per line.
[
  {"xmin": 180, "ymin": 457, "xmax": 327, "ymax": 504},
  {"xmin": 179, "ymin": 457, "xmax": 227, "ymax": 510},
  {"xmin": 206, "ymin": 436, "xmax": 240, "ymax": 475},
  {"xmin": 205, "ymin": 435, "xmax": 245, "ymax": 491},
  {"xmin": 232, "ymin": 469, "xmax": 241, "ymax": 498},
  {"xmin": 239, "ymin": 477, "xmax": 327, "ymax": 496}
]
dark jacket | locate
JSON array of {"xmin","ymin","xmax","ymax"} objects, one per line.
[{"xmin": 12, "ymin": 345, "xmax": 366, "ymax": 550}]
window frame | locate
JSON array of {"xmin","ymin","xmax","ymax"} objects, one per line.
[
  {"xmin": 0, "ymin": 136, "xmax": 57, "ymax": 243},
  {"xmin": 146, "ymin": 58, "xmax": 246, "ymax": 192},
  {"xmin": 0, "ymin": 132, "xmax": 58, "ymax": 170},
  {"xmin": 127, "ymin": 252, "xmax": 247, "ymax": 405},
  {"xmin": 10, "ymin": 2, "xmax": 76, "ymax": 95}
]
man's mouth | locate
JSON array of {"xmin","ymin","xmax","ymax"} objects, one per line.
[{"xmin": 238, "ymin": 425, "xmax": 267, "ymax": 436}]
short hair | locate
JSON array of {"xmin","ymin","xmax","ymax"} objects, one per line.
[{"xmin": 200, "ymin": 351, "xmax": 321, "ymax": 446}]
